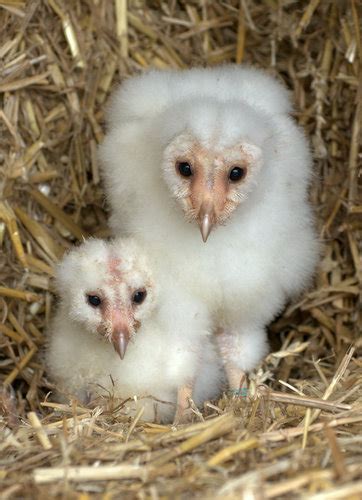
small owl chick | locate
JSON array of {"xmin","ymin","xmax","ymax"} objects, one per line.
[{"xmin": 46, "ymin": 238, "xmax": 222, "ymax": 423}]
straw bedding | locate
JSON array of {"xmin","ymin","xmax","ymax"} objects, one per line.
[{"xmin": 0, "ymin": 0, "xmax": 361, "ymax": 498}]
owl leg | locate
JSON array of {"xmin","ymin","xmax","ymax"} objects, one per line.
[
  {"xmin": 224, "ymin": 362, "xmax": 248, "ymax": 395},
  {"xmin": 216, "ymin": 325, "xmax": 268, "ymax": 394},
  {"xmin": 173, "ymin": 379, "xmax": 194, "ymax": 425},
  {"xmin": 216, "ymin": 332, "xmax": 247, "ymax": 394}
]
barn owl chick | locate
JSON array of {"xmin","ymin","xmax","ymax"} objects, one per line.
[
  {"xmin": 100, "ymin": 65, "xmax": 320, "ymax": 391},
  {"xmin": 46, "ymin": 238, "xmax": 223, "ymax": 423}
]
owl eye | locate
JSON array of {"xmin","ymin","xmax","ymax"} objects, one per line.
[
  {"xmin": 229, "ymin": 166, "xmax": 246, "ymax": 182},
  {"xmin": 177, "ymin": 161, "xmax": 193, "ymax": 177},
  {"xmin": 87, "ymin": 294, "xmax": 102, "ymax": 307},
  {"xmin": 132, "ymin": 289, "xmax": 147, "ymax": 305}
]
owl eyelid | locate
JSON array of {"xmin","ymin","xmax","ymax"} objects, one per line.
[
  {"xmin": 132, "ymin": 288, "xmax": 147, "ymax": 305},
  {"xmin": 176, "ymin": 160, "xmax": 193, "ymax": 178},
  {"xmin": 86, "ymin": 293, "xmax": 102, "ymax": 307},
  {"xmin": 228, "ymin": 166, "xmax": 247, "ymax": 182}
]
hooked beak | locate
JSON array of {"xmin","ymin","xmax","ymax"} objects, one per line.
[
  {"xmin": 112, "ymin": 330, "xmax": 130, "ymax": 360},
  {"xmin": 198, "ymin": 199, "xmax": 215, "ymax": 242}
]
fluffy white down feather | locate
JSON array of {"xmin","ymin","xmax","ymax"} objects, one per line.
[
  {"xmin": 100, "ymin": 65, "xmax": 320, "ymax": 378},
  {"xmin": 46, "ymin": 238, "xmax": 223, "ymax": 423}
]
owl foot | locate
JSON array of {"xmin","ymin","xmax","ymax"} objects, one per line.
[{"xmin": 173, "ymin": 380, "xmax": 194, "ymax": 425}]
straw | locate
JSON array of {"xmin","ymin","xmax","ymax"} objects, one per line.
[{"xmin": 0, "ymin": 1, "xmax": 361, "ymax": 497}]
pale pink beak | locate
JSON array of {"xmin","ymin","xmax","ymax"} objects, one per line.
[
  {"xmin": 112, "ymin": 330, "xmax": 130, "ymax": 360},
  {"xmin": 198, "ymin": 199, "xmax": 216, "ymax": 242},
  {"xmin": 110, "ymin": 308, "xmax": 132, "ymax": 359}
]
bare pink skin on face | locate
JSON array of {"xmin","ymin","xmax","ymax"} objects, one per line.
[
  {"xmin": 107, "ymin": 256, "xmax": 123, "ymax": 282},
  {"xmin": 173, "ymin": 139, "xmax": 256, "ymax": 241},
  {"xmin": 97, "ymin": 255, "xmax": 139, "ymax": 359}
]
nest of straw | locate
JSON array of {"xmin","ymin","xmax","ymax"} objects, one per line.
[{"xmin": 0, "ymin": 0, "xmax": 361, "ymax": 498}]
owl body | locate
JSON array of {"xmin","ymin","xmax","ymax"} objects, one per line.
[{"xmin": 48, "ymin": 312, "xmax": 221, "ymax": 422}]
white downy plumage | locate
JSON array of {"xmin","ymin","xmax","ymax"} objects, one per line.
[
  {"xmin": 46, "ymin": 238, "xmax": 223, "ymax": 423},
  {"xmin": 100, "ymin": 65, "xmax": 320, "ymax": 388}
]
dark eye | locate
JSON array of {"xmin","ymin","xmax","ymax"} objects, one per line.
[
  {"xmin": 177, "ymin": 161, "xmax": 193, "ymax": 177},
  {"xmin": 229, "ymin": 166, "xmax": 246, "ymax": 182},
  {"xmin": 87, "ymin": 295, "xmax": 102, "ymax": 307},
  {"xmin": 132, "ymin": 289, "xmax": 147, "ymax": 305}
]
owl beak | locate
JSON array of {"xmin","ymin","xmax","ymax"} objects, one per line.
[
  {"xmin": 112, "ymin": 330, "xmax": 130, "ymax": 360},
  {"xmin": 109, "ymin": 308, "xmax": 133, "ymax": 359},
  {"xmin": 198, "ymin": 199, "xmax": 215, "ymax": 242}
]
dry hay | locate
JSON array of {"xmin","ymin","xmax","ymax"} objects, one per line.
[{"xmin": 0, "ymin": 0, "xmax": 361, "ymax": 498}]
